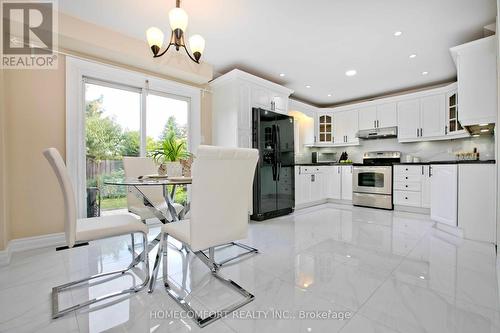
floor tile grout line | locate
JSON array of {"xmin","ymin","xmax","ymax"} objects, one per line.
[{"xmin": 349, "ymin": 226, "xmax": 431, "ymax": 329}]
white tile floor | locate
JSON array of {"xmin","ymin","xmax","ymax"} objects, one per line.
[{"xmin": 1, "ymin": 203, "xmax": 500, "ymax": 333}]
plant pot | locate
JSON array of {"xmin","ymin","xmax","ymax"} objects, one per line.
[
  {"xmin": 163, "ymin": 161, "xmax": 183, "ymax": 177},
  {"xmin": 158, "ymin": 163, "xmax": 168, "ymax": 176}
]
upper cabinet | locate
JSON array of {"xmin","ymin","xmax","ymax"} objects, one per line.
[
  {"xmin": 315, "ymin": 112, "xmax": 334, "ymax": 144},
  {"xmin": 445, "ymin": 88, "xmax": 468, "ymax": 138},
  {"xmin": 359, "ymin": 103, "xmax": 397, "ymax": 130},
  {"xmin": 335, "ymin": 110, "xmax": 359, "ymax": 145},
  {"xmin": 450, "ymin": 36, "xmax": 497, "ymax": 126},
  {"xmin": 210, "ymin": 69, "xmax": 294, "ymax": 148},
  {"xmin": 397, "ymin": 94, "xmax": 445, "ymax": 142}
]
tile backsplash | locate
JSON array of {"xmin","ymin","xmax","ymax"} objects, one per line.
[{"xmin": 296, "ymin": 136, "xmax": 495, "ymax": 164}]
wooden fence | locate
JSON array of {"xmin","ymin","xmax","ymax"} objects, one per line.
[{"xmin": 86, "ymin": 158, "xmax": 124, "ymax": 181}]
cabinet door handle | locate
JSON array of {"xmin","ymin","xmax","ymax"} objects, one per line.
[
  {"xmin": 421, "ymin": 165, "xmax": 424, "ymax": 175},
  {"xmin": 445, "ymin": 126, "xmax": 448, "ymax": 135},
  {"xmin": 416, "ymin": 128, "xmax": 419, "ymax": 137},
  {"xmin": 420, "ymin": 128, "xmax": 423, "ymax": 137},
  {"xmin": 311, "ymin": 174, "xmax": 315, "ymax": 182},
  {"xmin": 405, "ymin": 185, "xmax": 408, "ymax": 188},
  {"xmin": 405, "ymin": 176, "xmax": 408, "ymax": 179},
  {"xmin": 374, "ymin": 120, "xmax": 376, "ymax": 128},
  {"xmin": 405, "ymin": 197, "xmax": 408, "ymax": 200},
  {"xmin": 429, "ymin": 166, "xmax": 432, "ymax": 177},
  {"xmin": 376, "ymin": 120, "xmax": 379, "ymax": 128}
]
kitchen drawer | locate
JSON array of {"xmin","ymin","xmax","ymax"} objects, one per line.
[
  {"xmin": 394, "ymin": 165, "xmax": 423, "ymax": 176},
  {"xmin": 394, "ymin": 190, "xmax": 422, "ymax": 207},
  {"xmin": 300, "ymin": 166, "xmax": 322, "ymax": 174},
  {"xmin": 394, "ymin": 173, "xmax": 422, "ymax": 183},
  {"xmin": 394, "ymin": 181, "xmax": 421, "ymax": 192}
]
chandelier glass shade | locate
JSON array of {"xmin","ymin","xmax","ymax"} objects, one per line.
[{"xmin": 146, "ymin": 0, "xmax": 205, "ymax": 63}]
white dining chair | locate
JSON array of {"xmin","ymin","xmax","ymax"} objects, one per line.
[
  {"xmin": 43, "ymin": 148, "xmax": 150, "ymax": 319},
  {"xmin": 148, "ymin": 145, "xmax": 259, "ymax": 327},
  {"xmin": 123, "ymin": 157, "xmax": 184, "ymax": 222}
]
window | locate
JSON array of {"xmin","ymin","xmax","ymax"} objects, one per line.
[{"xmin": 67, "ymin": 57, "xmax": 201, "ymax": 218}]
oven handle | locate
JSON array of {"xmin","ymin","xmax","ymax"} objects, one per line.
[{"xmin": 353, "ymin": 166, "xmax": 392, "ymax": 173}]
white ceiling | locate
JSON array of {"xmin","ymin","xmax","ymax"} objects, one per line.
[{"xmin": 59, "ymin": 0, "xmax": 496, "ymax": 106}]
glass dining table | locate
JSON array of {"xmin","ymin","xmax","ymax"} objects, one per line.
[
  {"xmin": 104, "ymin": 177, "xmax": 259, "ymax": 269},
  {"xmin": 104, "ymin": 177, "xmax": 192, "ymax": 265}
]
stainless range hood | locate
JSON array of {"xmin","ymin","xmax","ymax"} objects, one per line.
[
  {"xmin": 357, "ymin": 126, "xmax": 398, "ymax": 140},
  {"xmin": 464, "ymin": 123, "xmax": 495, "ymax": 136}
]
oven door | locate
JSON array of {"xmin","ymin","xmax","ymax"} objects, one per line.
[{"xmin": 353, "ymin": 166, "xmax": 392, "ymax": 195}]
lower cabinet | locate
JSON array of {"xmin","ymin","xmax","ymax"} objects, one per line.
[
  {"xmin": 295, "ymin": 165, "xmax": 353, "ymax": 207},
  {"xmin": 430, "ymin": 164, "xmax": 458, "ymax": 226},
  {"xmin": 393, "ymin": 165, "xmax": 429, "ymax": 208},
  {"xmin": 341, "ymin": 165, "xmax": 353, "ymax": 200},
  {"xmin": 322, "ymin": 165, "xmax": 342, "ymax": 200},
  {"xmin": 458, "ymin": 164, "xmax": 496, "ymax": 242}
]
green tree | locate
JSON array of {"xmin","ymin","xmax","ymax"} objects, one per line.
[
  {"xmin": 120, "ymin": 130, "xmax": 140, "ymax": 157},
  {"xmin": 159, "ymin": 116, "xmax": 187, "ymax": 141},
  {"xmin": 85, "ymin": 95, "xmax": 123, "ymax": 161}
]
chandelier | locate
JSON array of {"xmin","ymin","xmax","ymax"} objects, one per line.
[{"xmin": 146, "ymin": 0, "xmax": 205, "ymax": 63}]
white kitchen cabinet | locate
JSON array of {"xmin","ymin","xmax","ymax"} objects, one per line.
[
  {"xmin": 420, "ymin": 95, "xmax": 445, "ymax": 138},
  {"xmin": 359, "ymin": 104, "xmax": 397, "ymax": 130},
  {"xmin": 397, "ymin": 95, "xmax": 445, "ymax": 142},
  {"xmin": 376, "ymin": 103, "xmax": 398, "ymax": 128},
  {"xmin": 335, "ymin": 110, "xmax": 359, "ymax": 144},
  {"xmin": 341, "ymin": 165, "xmax": 353, "ymax": 200},
  {"xmin": 430, "ymin": 164, "xmax": 458, "ymax": 226},
  {"xmin": 393, "ymin": 165, "xmax": 423, "ymax": 208},
  {"xmin": 421, "ymin": 165, "xmax": 431, "ymax": 208},
  {"xmin": 450, "ymin": 36, "xmax": 497, "ymax": 126},
  {"xmin": 397, "ymin": 100, "xmax": 420, "ymax": 140},
  {"xmin": 358, "ymin": 106, "xmax": 377, "ymax": 130},
  {"xmin": 315, "ymin": 112, "xmax": 334, "ymax": 144},
  {"xmin": 445, "ymin": 88, "xmax": 468, "ymax": 138},
  {"xmin": 295, "ymin": 166, "xmax": 324, "ymax": 206},
  {"xmin": 322, "ymin": 165, "xmax": 342, "ymax": 200},
  {"xmin": 458, "ymin": 164, "xmax": 496, "ymax": 243},
  {"xmin": 211, "ymin": 69, "xmax": 293, "ymax": 147}
]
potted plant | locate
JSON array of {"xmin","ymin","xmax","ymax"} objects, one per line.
[{"xmin": 150, "ymin": 131, "xmax": 191, "ymax": 176}]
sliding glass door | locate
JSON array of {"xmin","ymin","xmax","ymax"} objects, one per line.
[{"xmin": 84, "ymin": 80, "xmax": 190, "ymax": 215}]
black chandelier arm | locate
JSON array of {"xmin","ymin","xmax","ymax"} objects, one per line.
[
  {"xmin": 153, "ymin": 42, "xmax": 172, "ymax": 58},
  {"xmin": 181, "ymin": 44, "xmax": 200, "ymax": 64}
]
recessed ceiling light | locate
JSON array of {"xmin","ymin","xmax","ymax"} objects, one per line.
[
  {"xmin": 419, "ymin": 275, "xmax": 426, "ymax": 280},
  {"xmin": 327, "ymin": 94, "xmax": 332, "ymax": 97},
  {"xmin": 479, "ymin": 123, "xmax": 489, "ymax": 126},
  {"xmin": 279, "ymin": 73, "xmax": 285, "ymax": 77},
  {"xmin": 345, "ymin": 70, "xmax": 357, "ymax": 77},
  {"xmin": 305, "ymin": 85, "xmax": 311, "ymax": 88},
  {"xmin": 409, "ymin": 54, "xmax": 417, "ymax": 59},
  {"xmin": 394, "ymin": 31, "xmax": 403, "ymax": 37},
  {"xmin": 422, "ymin": 71, "xmax": 429, "ymax": 75},
  {"xmin": 480, "ymin": 129, "xmax": 490, "ymax": 133},
  {"xmin": 473, "ymin": 134, "xmax": 480, "ymax": 137}
]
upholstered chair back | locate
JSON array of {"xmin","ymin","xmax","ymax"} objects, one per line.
[
  {"xmin": 189, "ymin": 145, "xmax": 258, "ymax": 251},
  {"xmin": 43, "ymin": 148, "xmax": 77, "ymax": 248}
]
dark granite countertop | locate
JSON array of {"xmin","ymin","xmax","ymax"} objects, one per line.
[
  {"xmin": 394, "ymin": 160, "xmax": 496, "ymax": 165},
  {"xmin": 295, "ymin": 162, "xmax": 354, "ymax": 166}
]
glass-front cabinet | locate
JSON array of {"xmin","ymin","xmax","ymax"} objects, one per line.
[
  {"xmin": 446, "ymin": 90, "xmax": 466, "ymax": 136},
  {"xmin": 315, "ymin": 112, "xmax": 334, "ymax": 143}
]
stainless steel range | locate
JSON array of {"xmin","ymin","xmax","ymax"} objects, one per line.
[{"xmin": 352, "ymin": 151, "xmax": 401, "ymax": 210}]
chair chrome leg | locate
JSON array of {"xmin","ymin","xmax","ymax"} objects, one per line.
[
  {"xmin": 163, "ymin": 245, "xmax": 254, "ymax": 327},
  {"xmin": 148, "ymin": 233, "xmax": 165, "ymax": 293},
  {"xmin": 216, "ymin": 242, "xmax": 259, "ymax": 267},
  {"xmin": 52, "ymin": 232, "xmax": 150, "ymax": 319}
]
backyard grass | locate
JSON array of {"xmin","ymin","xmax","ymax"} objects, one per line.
[{"xmin": 101, "ymin": 196, "xmax": 127, "ymax": 210}]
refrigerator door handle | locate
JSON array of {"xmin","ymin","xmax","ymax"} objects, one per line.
[
  {"xmin": 271, "ymin": 125, "xmax": 277, "ymax": 181},
  {"xmin": 276, "ymin": 125, "xmax": 281, "ymax": 181}
]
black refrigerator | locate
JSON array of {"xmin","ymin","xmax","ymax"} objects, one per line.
[{"xmin": 251, "ymin": 108, "xmax": 295, "ymax": 221}]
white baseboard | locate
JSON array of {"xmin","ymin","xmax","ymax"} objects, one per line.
[{"xmin": 0, "ymin": 232, "xmax": 66, "ymax": 266}]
